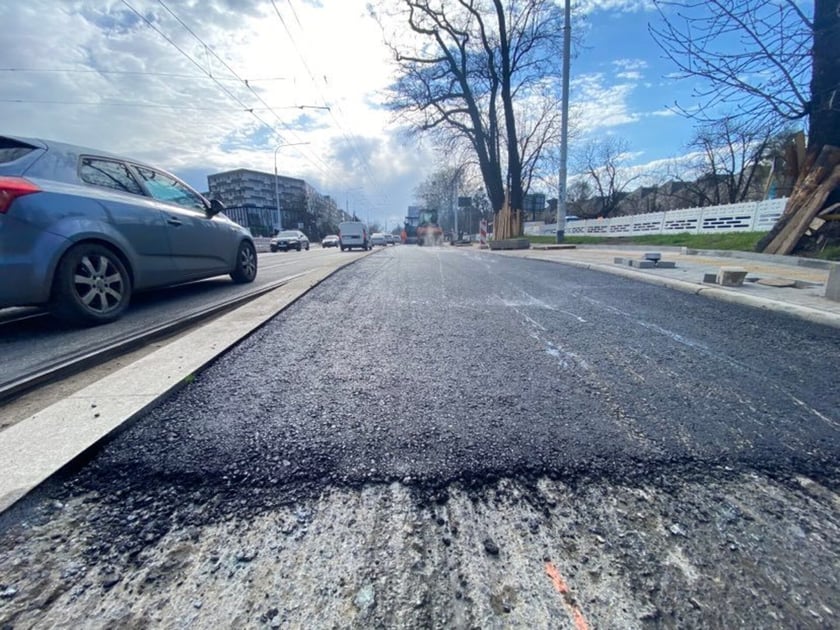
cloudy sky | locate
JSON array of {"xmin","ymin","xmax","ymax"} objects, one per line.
[{"xmin": 2, "ymin": 0, "xmax": 713, "ymax": 230}]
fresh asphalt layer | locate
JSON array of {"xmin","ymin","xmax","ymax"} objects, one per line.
[
  {"xmin": 0, "ymin": 252, "xmax": 367, "ymax": 513},
  {"xmin": 1, "ymin": 243, "xmax": 838, "ymax": 520}
]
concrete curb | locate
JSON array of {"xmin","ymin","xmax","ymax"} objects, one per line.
[
  {"xmin": 681, "ymin": 247, "xmax": 839, "ymax": 271},
  {"xmin": 559, "ymin": 244, "xmax": 838, "ymax": 271},
  {"xmin": 519, "ymin": 255, "xmax": 840, "ymax": 330},
  {"xmin": 0, "ymin": 256, "xmax": 363, "ymax": 515}
]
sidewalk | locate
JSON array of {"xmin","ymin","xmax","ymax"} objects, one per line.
[{"xmin": 493, "ymin": 244, "xmax": 840, "ymax": 329}]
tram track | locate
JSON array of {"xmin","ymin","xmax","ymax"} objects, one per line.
[{"xmin": 0, "ymin": 272, "xmax": 307, "ymax": 404}]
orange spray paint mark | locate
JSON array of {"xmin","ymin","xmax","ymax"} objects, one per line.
[{"xmin": 545, "ymin": 562, "xmax": 590, "ymax": 630}]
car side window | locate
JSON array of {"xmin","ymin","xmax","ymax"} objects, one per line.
[
  {"xmin": 79, "ymin": 157, "xmax": 145, "ymax": 195},
  {"xmin": 134, "ymin": 165, "xmax": 206, "ymax": 212}
]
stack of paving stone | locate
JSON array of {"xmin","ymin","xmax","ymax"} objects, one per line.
[
  {"xmin": 613, "ymin": 252, "xmax": 676, "ymax": 269},
  {"xmin": 703, "ymin": 268, "xmax": 749, "ymax": 287}
]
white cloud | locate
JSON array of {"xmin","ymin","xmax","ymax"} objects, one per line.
[
  {"xmin": 616, "ymin": 70, "xmax": 642, "ymax": 80},
  {"xmin": 613, "ymin": 58, "xmax": 649, "ymax": 72},
  {"xmin": 577, "ymin": 0, "xmax": 657, "ymax": 14},
  {"xmin": 611, "ymin": 58, "xmax": 647, "ymax": 81},
  {"xmin": 0, "ymin": 0, "xmax": 436, "ymax": 226},
  {"xmin": 571, "ymin": 73, "xmax": 641, "ymax": 131},
  {"xmin": 648, "ymin": 108, "xmax": 677, "ymax": 118}
]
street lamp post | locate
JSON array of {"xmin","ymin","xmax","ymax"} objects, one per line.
[
  {"xmin": 450, "ymin": 163, "xmax": 468, "ymax": 240},
  {"xmin": 556, "ymin": 0, "xmax": 571, "ymax": 244},
  {"xmin": 274, "ymin": 142, "xmax": 309, "ymax": 232}
]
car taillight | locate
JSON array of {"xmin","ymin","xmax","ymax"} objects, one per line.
[{"xmin": 0, "ymin": 177, "xmax": 40, "ymax": 213}]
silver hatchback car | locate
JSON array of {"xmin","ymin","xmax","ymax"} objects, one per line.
[{"xmin": 0, "ymin": 135, "xmax": 257, "ymax": 325}]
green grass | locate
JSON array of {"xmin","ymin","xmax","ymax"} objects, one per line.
[
  {"xmin": 527, "ymin": 231, "xmax": 768, "ymax": 252},
  {"xmin": 815, "ymin": 245, "xmax": 840, "ymax": 261}
]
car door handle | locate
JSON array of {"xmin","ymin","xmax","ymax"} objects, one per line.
[{"xmin": 167, "ymin": 216, "xmax": 183, "ymax": 227}]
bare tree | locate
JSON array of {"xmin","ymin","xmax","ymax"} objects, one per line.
[
  {"xmin": 650, "ymin": 0, "xmax": 840, "ymax": 254},
  {"xmin": 377, "ymin": 0, "xmax": 566, "ymax": 236},
  {"xmin": 681, "ymin": 117, "xmax": 774, "ymax": 206},
  {"xmin": 565, "ymin": 178, "xmax": 593, "ymax": 217},
  {"xmin": 414, "ymin": 166, "xmax": 463, "ymax": 233},
  {"xmin": 575, "ymin": 137, "xmax": 640, "ymax": 217}
]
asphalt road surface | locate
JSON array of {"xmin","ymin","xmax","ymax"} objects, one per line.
[{"xmin": 1, "ymin": 245, "xmax": 839, "ymax": 628}]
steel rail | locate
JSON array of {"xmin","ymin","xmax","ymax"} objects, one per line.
[{"xmin": 0, "ymin": 272, "xmax": 307, "ymax": 403}]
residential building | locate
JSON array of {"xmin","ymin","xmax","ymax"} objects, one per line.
[{"xmin": 207, "ymin": 168, "xmax": 348, "ymax": 238}]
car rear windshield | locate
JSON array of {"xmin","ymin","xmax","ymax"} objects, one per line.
[{"xmin": 0, "ymin": 138, "xmax": 37, "ymax": 165}]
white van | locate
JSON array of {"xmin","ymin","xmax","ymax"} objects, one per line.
[{"xmin": 338, "ymin": 221, "xmax": 370, "ymax": 251}]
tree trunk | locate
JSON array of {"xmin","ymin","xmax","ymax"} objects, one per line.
[
  {"xmin": 758, "ymin": 145, "xmax": 840, "ymax": 255},
  {"xmin": 809, "ymin": 0, "xmax": 840, "ymax": 151},
  {"xmin": 493, "ymin": 191, "xmax": 522, "ymax": 240},
  {"xmin": 758, "ymin": 0, "xmax": 840, "ymax": 255},
  {"xmin": 493, "ymin": 0, "xmax": 524, "ymax": 235}
]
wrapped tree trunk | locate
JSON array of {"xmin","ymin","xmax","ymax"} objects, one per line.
[
  {"xmin": 758, "ymin": 145, "xmax": 840, "ymax": 255},
  {"xmin": 492, "ymin": 192, "xmax": 523, "ymax": 240}
]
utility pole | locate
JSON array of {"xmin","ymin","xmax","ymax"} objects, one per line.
[
  {"xmin": 452, "ymin": 171, "xmax": 460, "ymax": 240},
  {"xmin": 556, "ymin": 0, "xmax": 571, "ymax": 244}
]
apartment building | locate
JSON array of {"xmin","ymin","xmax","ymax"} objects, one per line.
[{"xmin": 207, "ymin": 169, "xmax": 347, "ymax": 238}]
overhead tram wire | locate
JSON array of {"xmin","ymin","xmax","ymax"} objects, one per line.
[
  {"xmin": 274, "ymin": 0, "xmax": 383, "ymax": 183},
  {"xmin": 286, "ymin": 0, "xmax": 304, "ymax": 29},
  {"xmin": 0, "ymin": 67, "xmax": 289, "ymax": 82},
  {"xmin": 152, "ymin": 0, "xmax": 400, "ymax": 224},
  {"xmin": 120, "ymin": 0, "xmax": 338, "ymax": 182},
  {"xmin": 119, "ymin": 0, "xmax": 280, "ymax": 140},
  {"xmin": 283, "ymin": 0, "xmax": 395, "ymax": 208},
  {"xmin": 0, "ymin": 98, "xmax": 285, "ymax": 112},
  {"xmin": 270, "ymin": 0, "xmax": 393, "ymax": 208},
  {"xmin": 155, "ymin": 0, "xmax": 336, "ymax": 177},
  {"xmin": 283, "ymin": 0, "xmax": 397, "ymax": 213}
]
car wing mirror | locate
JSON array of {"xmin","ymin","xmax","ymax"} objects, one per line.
[{"xmin": 207, "ymin": 198, "xmax": 226, "ymax": 217}]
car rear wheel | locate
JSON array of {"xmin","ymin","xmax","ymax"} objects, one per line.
[
  {"xmin": 231, "ymin": 240, "xmax": 257, "ymax": 283},
  {"xmin": 51, "ymin": 243, "xmax": 131, "ymax": 325}
]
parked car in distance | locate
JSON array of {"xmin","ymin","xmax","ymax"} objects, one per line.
[
  {"xmin": 321, "ymin": 234, "xmax": 340, "ymax": 248},
  {"xmin": 271, "ymin": 230, "xmax": 310, "ymax": 252},
  {"xmin": 0, "ymin": 135, "xmax": 257, "ymax": 325},
  {"xmin": 385, "ymin": 233, "xmax": 396, "ymax": 245},
  {"xmin": 371, "ymin": 232, "xmax": 388, "ymax": 246},
  {"xmin": 338, "ymin": 221, "xmax": 370, "ymax": 251}
]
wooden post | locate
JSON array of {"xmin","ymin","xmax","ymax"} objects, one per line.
[{"xmin": 762, "ymin": 145, "xmax": 840, "ymax": 255}]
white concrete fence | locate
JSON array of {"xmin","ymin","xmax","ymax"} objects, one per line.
[{"xmin": 527, "ymin": 198, "xmax": 787, "ymax": 238}]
